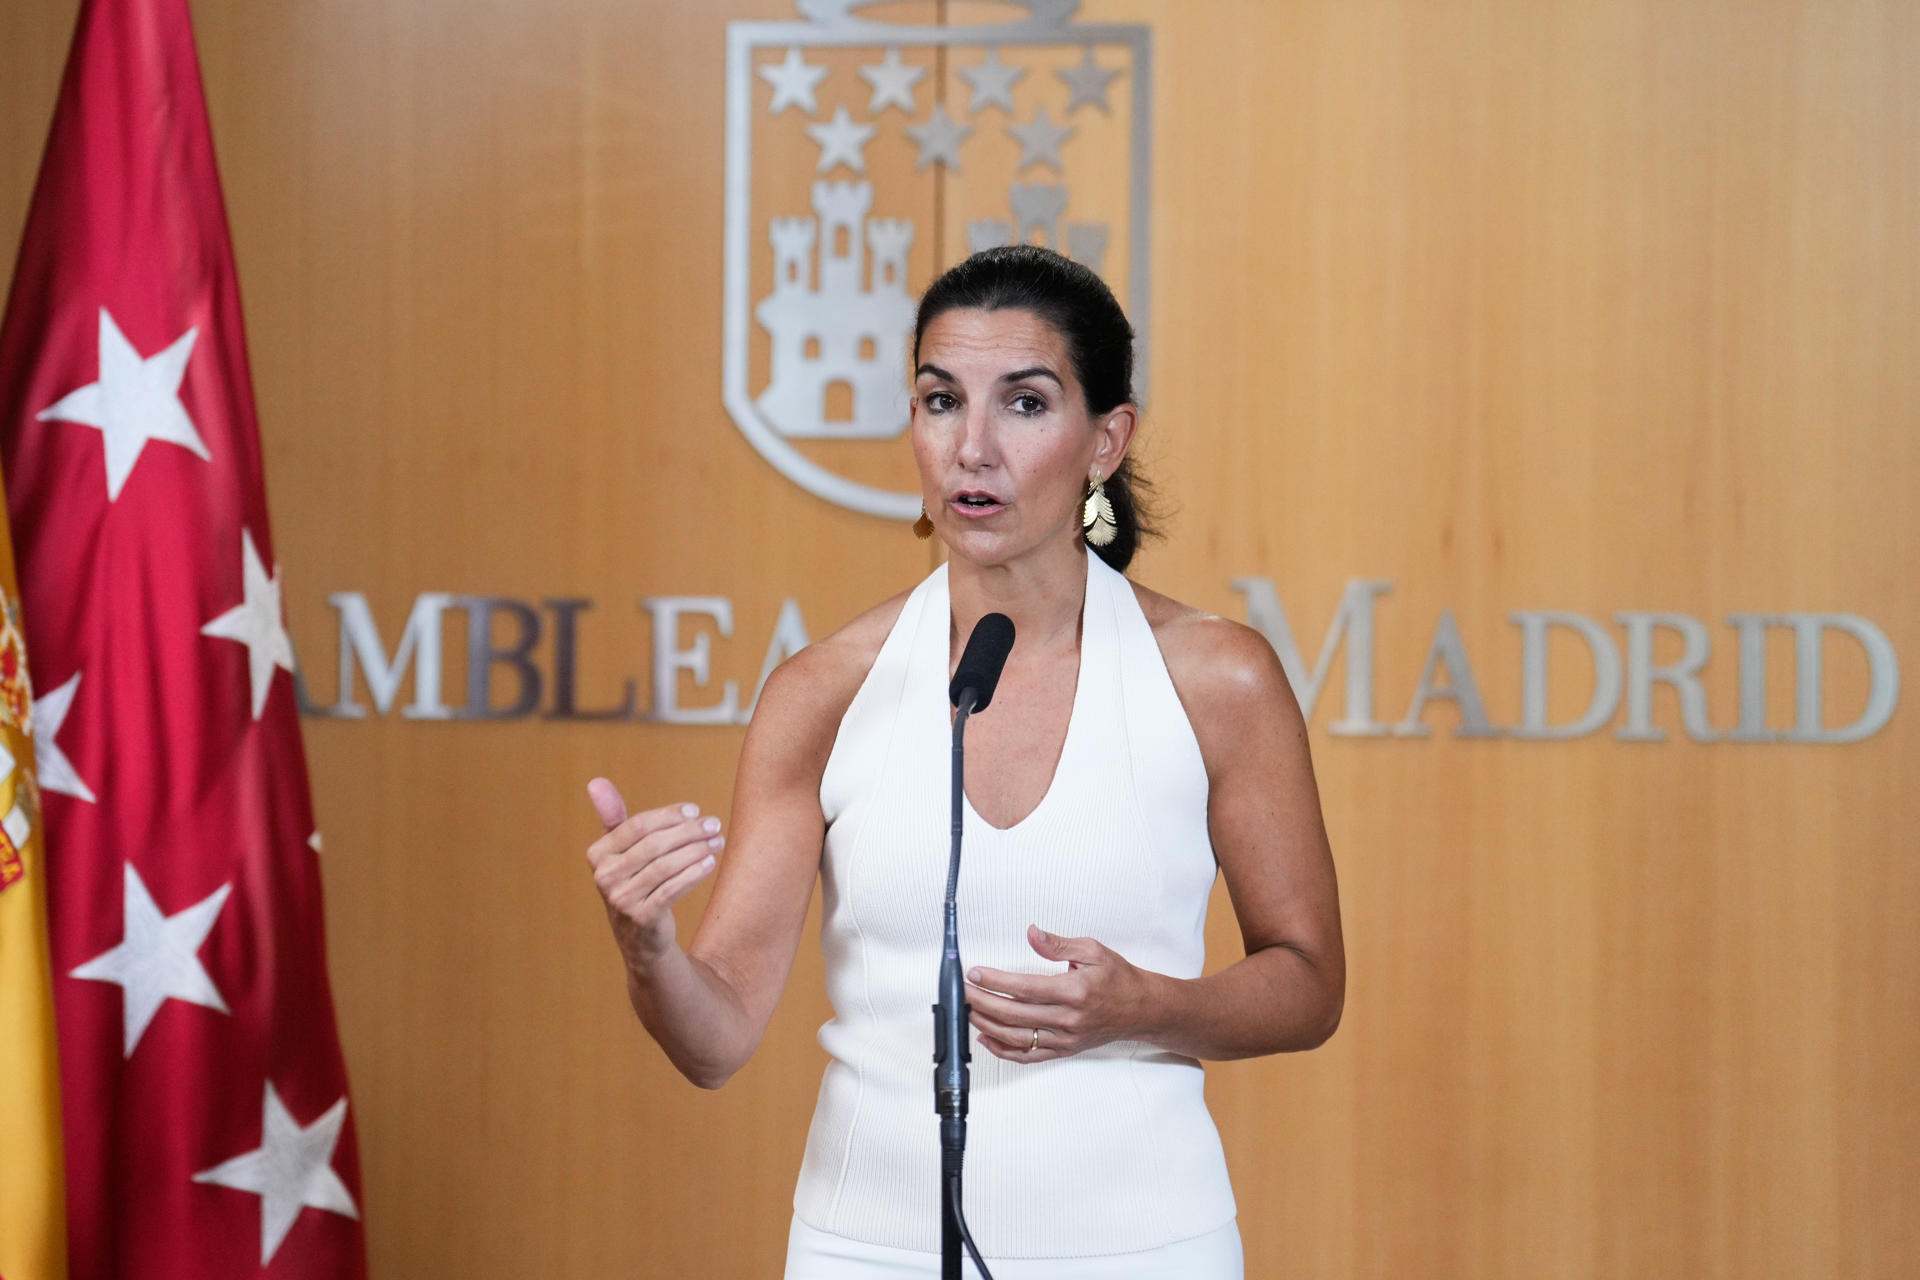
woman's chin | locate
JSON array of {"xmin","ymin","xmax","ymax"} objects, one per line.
[
  {"xmin": 941, "ymin": 524, "xmax": 1081, "ymax": 569},
  {"xmin": 941, "ymin": 525, "xmax": 1018, "ymax": 562}
]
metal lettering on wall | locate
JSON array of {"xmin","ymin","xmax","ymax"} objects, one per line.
[
  {"xmin": 294, "ymin": 581, "xmax": 1900, "ymax": 742},
  {"xmin": 722, "ymin": 0, "xmax": 1153, "ymax": 519}
]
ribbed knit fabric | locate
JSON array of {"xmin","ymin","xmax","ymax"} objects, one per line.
[{"xmin": 792, "ymin": 551, "xmax": 1236, "ymax": 1257}]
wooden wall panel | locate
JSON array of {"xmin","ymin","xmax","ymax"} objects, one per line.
[{"xmin": 2, "ymin": 1, "xmax": 1914, "ymax": 1276}]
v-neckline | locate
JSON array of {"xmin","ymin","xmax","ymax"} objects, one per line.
[{"xmin": 953, "ymin": 554, "xmax": 1096, "ymax": 836}]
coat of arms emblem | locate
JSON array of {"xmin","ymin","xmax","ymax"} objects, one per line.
[
  {"xmin": 723, "ymin": 0, "xmax": 1153, "ymax": 519},
  {"xmin": 0, "ymin": 590, "xmax": 33, "ymax": 892}
]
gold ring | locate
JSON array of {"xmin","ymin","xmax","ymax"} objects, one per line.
[{"xmin": 1029, "ymin": 1027, "xmax": 1041, "ymax": 1052}]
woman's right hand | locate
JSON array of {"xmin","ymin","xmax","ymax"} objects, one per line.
[{"xmin": 585, "ymin": 777, "xmax": 724, "ymax": 970}]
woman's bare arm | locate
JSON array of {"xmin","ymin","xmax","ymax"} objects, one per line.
[
  {"xmin": 1143, "ymin": 606, "xmax": 1345, "ymax": 1058},
  {"xmin": 587, "ymin": 600, "xmax": 899, "ymax": 1088}
]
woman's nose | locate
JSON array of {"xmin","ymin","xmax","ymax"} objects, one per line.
[{"xmin": 955, "ymin": 408, "xmax": 994, "ymax": 468}]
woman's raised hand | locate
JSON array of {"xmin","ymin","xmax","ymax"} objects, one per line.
[{"xmin": 585, "ymin": 777, "xmax": 724, "ymax": 970}]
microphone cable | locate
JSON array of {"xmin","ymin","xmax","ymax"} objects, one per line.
[{"xmin": 949, "ymin": 1167, "xmax": 992, "ymax": 1278}]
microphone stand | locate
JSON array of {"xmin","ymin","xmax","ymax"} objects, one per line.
[{"xmin": 935, "ymin": 689, "xmax": 992, "ymax": 1280}]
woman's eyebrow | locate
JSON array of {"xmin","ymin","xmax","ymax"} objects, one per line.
[
  {"xmin": 999, "ymin": 366, "xmax": 1063, "ymax": 389},
  {"xmin": 913, "ymin": 363, "xmax": 1063, "ymax": 389}
]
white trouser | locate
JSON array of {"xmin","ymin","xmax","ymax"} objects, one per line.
[{"xmin": 783, "ymin": 1214, "xmax": 1244, "ymax": 1279}]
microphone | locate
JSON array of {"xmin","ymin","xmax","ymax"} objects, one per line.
[
  {"xmin": 949, "ymin": 612, "xmax": 1015, "ymax": 713},
  {"xmin": 935, "ymin": 612, "xmax": 1014, "ymax": 1279}
]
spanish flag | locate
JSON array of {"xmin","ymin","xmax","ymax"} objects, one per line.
[{"xmin": 0, "ymin": 456, "xmax": 64, "ymax": 1280}]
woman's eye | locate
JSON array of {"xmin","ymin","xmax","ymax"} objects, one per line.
[
  {"xmin": 1012, "ymin": 394, "xmax": 1045, "ymax": 415},
  {"xmin": 925, "ymin": 391, "xmax": 958, "ymax": 412}
]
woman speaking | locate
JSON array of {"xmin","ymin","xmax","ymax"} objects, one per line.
[{"xmin": 583, "ymin": 245, "xmax": 1344, "ymax": 1277}]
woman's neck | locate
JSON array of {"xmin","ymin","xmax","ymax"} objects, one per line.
[{"xmin": 946, "ymin": 535, "xmax": 1090, "ymax": 657}]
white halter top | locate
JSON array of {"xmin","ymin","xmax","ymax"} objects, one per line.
[{"xmin": 793, "ymin": 551, "xmax": 1237, "ymax": 1256}]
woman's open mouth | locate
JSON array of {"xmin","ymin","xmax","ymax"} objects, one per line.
[{"xmin": 950, "ymin": 490, "xmax": 1005, "ymax": 518}]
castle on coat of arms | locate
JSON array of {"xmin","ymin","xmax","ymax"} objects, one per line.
[{"xmin": 755, "ymin": 179, "xmax": 915, "ymax": 439}]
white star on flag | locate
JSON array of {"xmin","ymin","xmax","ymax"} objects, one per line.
[
  {"xmin": 905, "ymin": 103, "xmax": 972, "ymax": 170},
  {"xmin": 70, "ymin": 862, "xmax": 231, "ymax": 1057},
  {"xmin": 959, "ymin": 46, "xmax": 1025, "ymax": 114},
  {"xmin": 758, "ymin": 46, "xmax": 829, "ymax": 116},
  {"xmin": 33, "ymin": 670, "xmax": 97, "ymax": 802},
  {"xmin": 858, "ymin": 47, "xmax": 925, "ymax": 115},
  {"xmin": 193, "ymin": 1082, "xmax": 360, "ymax": 1265},
  {"xmin": 806, "ymin": 105, "xmax": 877, "ymax": 174},
  {"xmin": 1055, "ymin": 47, "xmax": 1124, "ymax": 113},
  {"xmin": 1009, "ymin": 105, "xmax": 1075, "ymax": 171},
  {"xmin": 200, "ymin": 527, "xmax": 294, "ymax": 720},
  {"xmin": 36, "ymin": 308, "xmax": 210, "ymax": 501}
]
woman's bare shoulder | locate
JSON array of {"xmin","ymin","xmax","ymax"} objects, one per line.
[
  {"xmin": 1127, "ymin": 579, "xmax": 1301, "ymax": 732},
  {"xmin": 750, "ymin": 586, "xmax": 915, "ymax": 746}
]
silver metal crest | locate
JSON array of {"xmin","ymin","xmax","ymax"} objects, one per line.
[{"xmin": 723, "ymin": 0, "xmax": 1153, "ymax": 519}]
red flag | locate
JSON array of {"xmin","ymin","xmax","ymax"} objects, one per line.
[{"xmin": 0, "ymin": 1, "xmax": 368, "ymax": 1275}]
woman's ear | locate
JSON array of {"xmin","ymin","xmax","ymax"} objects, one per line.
[{"xmin": 1093, "ymin": 403, "xmax": 1139, "ymax": 476}]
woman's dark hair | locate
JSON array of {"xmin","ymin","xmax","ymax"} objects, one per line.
[{"xmin": 912, "ymin": 244, "xmax": 1159, "ymax": 572}]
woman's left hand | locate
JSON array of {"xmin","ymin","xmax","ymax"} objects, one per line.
[{"xmin": 965, "ymin": 924, "xmax": 1160, "ymax": 1063}]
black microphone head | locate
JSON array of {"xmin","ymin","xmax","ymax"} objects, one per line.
[{"xmin": 949, "ymin": 613, "xmax": 1016, "ymax": 712}]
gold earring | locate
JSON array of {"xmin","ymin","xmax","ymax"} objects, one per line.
[
  {"xmin": 913, "ymin": 501, "xmax": 935, "ymax": 540},
  {"xmin": 1082, "ymin": 472, "xmax": 1117, "ymax": 547}
]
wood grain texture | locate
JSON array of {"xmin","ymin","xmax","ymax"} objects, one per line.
[{"xmin": 2, "ymin": 1, "xmax": 1915, "ymax": 1276}]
